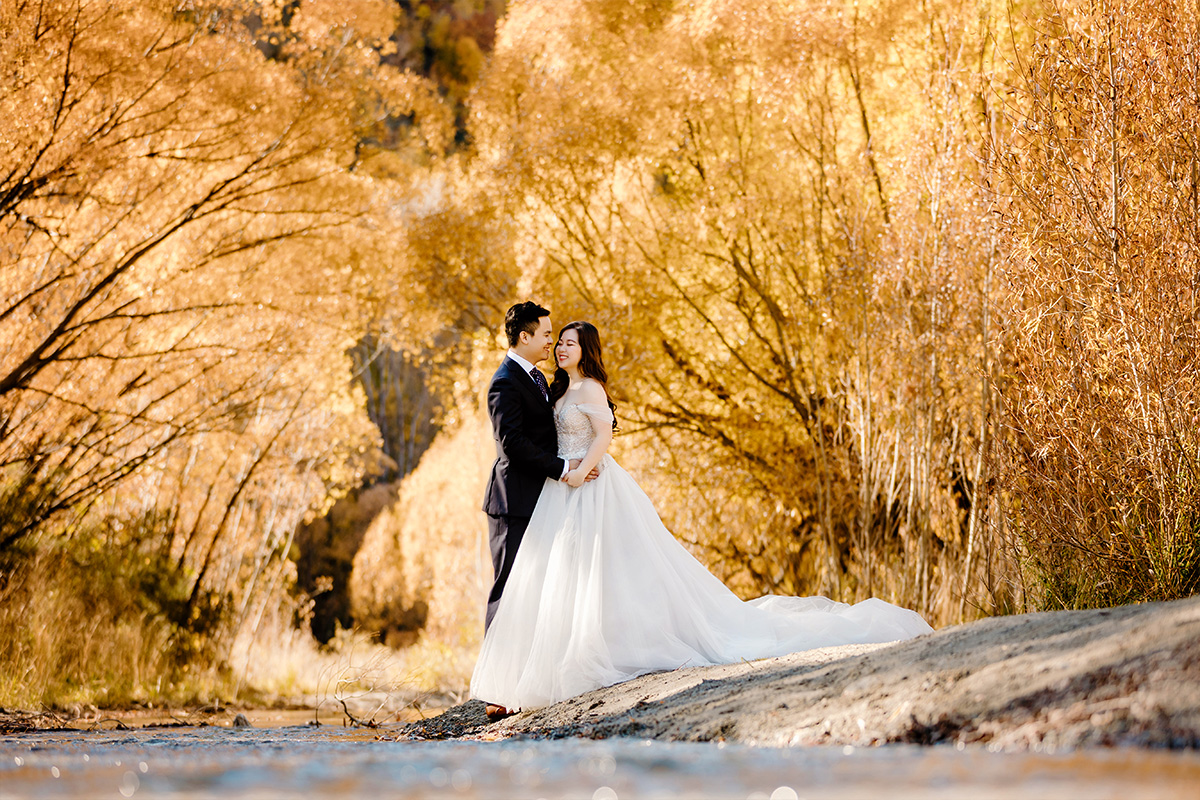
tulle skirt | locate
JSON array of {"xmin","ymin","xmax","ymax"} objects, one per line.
[{"xmin": 470, "ymin": 455, "xmax": 932, "ymax": 710}]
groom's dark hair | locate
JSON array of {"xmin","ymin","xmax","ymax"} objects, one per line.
[{"xmin": 505, "ymin": 301, "xmax": 550, "ymax": 346}]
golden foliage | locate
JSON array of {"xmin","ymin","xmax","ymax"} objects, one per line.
[
  {"xmin": 0, "ymin": 0, "xmax": 454, "ymax": 702},
  {"xmin": 4, "ymin": 0, "xmax": 1197, "ymax": 708},
  {"xmin": 421, "ymin": 0, "xmax": 1015, "ymax": 625},
  {"xmin": 349, "ymin": 337, "xmax": 498, "ymax": 651},
  {"xmin": 997, "ymin": 0, "xmax": 1200, "ymax": 606}
]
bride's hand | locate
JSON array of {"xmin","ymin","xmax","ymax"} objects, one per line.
[{"xmin": 566, "ymin": 468, "xmax": 586, "ymax": 488}]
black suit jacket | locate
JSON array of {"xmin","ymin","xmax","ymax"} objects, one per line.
[{"xmin": 482, "ymin": 357, "xmax": 566, "ymax": 517}]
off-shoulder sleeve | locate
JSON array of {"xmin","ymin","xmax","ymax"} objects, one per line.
[{"xmin": 576, "ymin": 402, "xmax": 614, "ymax": 423}]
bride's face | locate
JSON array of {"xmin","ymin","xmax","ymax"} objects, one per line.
[{"xmin": 555, "ymin": 329, "xmax": 582, "ymax": 371}]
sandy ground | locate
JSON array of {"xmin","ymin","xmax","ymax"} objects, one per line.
[{"xmin": 392, "ymin": 595, "xmax": 1200, "ymax": 750}]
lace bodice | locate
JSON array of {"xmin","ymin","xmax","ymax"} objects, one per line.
[{"xmin": 555, "ymin": 403, "xmax": 612, "ymax": 460}]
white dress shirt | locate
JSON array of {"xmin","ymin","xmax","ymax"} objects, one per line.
[
  {"xmin": 505, "ymin": 349, "xmax": 539, "ymax": 382},
  {"xmin": 506, "ymin": 350, "xmax": 568, "ymax": 479}
]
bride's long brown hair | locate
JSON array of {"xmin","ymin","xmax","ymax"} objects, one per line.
[{"xmin": 549, "ymin": 321, "xmax": 618, "ymax": 430}]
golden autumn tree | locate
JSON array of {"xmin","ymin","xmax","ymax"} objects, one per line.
[
  {"xmin": 0, "ymin": 0, "xmax": 454, "ymax": 702},
  {"xmin": 409, "ymin": 0, "xmax": 1015, "ymax": 625}
]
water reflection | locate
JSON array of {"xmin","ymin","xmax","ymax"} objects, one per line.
[{"xmin": 0, "ymin": 725, "xmax": 1197, "ymax": 799}]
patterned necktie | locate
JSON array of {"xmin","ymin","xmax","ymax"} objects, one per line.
[{"xmin": 529, "ymin": 366, "xmax": 549, "ymax": 401}]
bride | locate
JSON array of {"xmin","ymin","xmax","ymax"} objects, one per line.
[{"xmin": 471, "ymin": 321, "xmax": 932, "ymax": 713}]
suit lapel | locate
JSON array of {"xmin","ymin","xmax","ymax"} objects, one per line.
[{"xmin": 504, "ymin": 357, "xmax": 550, "ymax": 407}]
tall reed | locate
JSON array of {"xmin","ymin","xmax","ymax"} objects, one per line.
[{"xmin": 996, "ymin": 0, "xmax": 1200, "ymax": 607}]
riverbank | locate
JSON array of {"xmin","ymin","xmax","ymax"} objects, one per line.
[
  {"xmin": 391, "ymin": 596, "xmax": 1200, "ymax": 750},
  {"xmin": 0, "ymin": 690, "xmax": 457, "ymax": 735},
  {"xmin": 5, "ymin": 597, "xmax": 1197, "ymax": 749}
]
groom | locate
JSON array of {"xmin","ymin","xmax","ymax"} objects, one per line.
[{"xmin": 482, "ymin": 302, "xmax": 570, "ymax": 634}]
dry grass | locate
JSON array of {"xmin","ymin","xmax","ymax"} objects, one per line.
[
  {"xmin": 0, "ymin": 525, "xmax": 475, "ymax": 713},
  {"xmin": 228, "ymin": 615, "xmax": 477, "ymax": 714},
  {"xmin": 0, "ymin": 537, "xmax": 194, "ymax": 709}
]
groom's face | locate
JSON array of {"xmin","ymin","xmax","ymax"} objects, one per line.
[{"xmin": 518, "ymin": 315, "xmax": 555, "ymax": 364}]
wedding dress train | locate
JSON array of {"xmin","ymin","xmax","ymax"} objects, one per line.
[{"xmin": 470, "ymin": 403, "xmax": 932, "ymax": 710}]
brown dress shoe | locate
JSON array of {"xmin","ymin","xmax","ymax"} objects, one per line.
[{"xmin": 485, "ymin": 703, "xmax": 514, "ymax": 720}]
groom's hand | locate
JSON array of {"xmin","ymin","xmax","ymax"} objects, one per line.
[{"xmin": 565, "ymin": 459, "xmax": 601, "ymax": 483}]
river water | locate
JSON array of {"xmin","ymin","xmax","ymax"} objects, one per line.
[{"xmin": 2, "ymin": 722, "xmax": 1199, "ymax": 799}]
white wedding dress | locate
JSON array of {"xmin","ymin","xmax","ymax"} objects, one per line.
[{"xmin": 471, "ymin": 402, "xmax": 932, "ymax": 710}]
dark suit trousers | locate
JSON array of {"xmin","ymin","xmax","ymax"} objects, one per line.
[{"xmin": 486, "ymin": 513, "xmax": 531, "ymax": 631}]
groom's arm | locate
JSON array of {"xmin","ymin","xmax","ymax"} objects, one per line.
[{"xmin": 489, "ymin": 375, "xmax": 567, "ymax": 480}]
